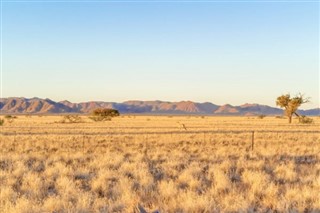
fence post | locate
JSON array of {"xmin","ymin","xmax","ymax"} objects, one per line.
[
  {"xmin": 13, "ymin": 132, "xmax": 16, "ymax": 152},
  {"xmin": 83, "ymin": 133, "xmax": 85, "ymax": 153},
  {"xmin": 251, "ymin": 131, "xmax": 255, "ymax": 151},
  {"xmin": 144, "ymin": 134, "xmax": 148, "ymax": 156}
]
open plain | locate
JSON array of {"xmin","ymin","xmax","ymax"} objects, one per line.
[{"xmin": 0, "ymin": 115, "xmax": 320, "ymax": 212}]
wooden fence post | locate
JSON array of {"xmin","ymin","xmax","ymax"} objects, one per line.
[
  {"xmin": 251, "ymin": 131, "xmax": 255, "ymax": 151},
  {"xmin": 83, "ymin": 133, "xmax": 85, "ymax": 153}
]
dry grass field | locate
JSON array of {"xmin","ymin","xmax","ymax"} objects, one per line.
[{"xmin": 0, "ymin": 115, "xmax": 320, "ymax": 212}]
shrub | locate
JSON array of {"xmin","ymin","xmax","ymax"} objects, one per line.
[
  {"xmin": 299, "ymin": 116, "xmax": 313, "ymax": 124},
  {"xmin": 89, "ymin": 108, "xmax": 119, "ymax": 122},
  {"xmin": 5, "ymin": 115, "xmax": 17, "ymax": 119},
  {"xmin": 257, "ymin": 114, "xmax": 266, "ymax": 119},
  {"xmin": 5, "ymin": 115, "xmax": 16, "ymax": 124},
  {"xmin": 0, "ymin": 119, "xmax": 4, "ymax": 126},
  {"xmin": 59, "ymin": 115, "xmax": 83, "ymax": 123},
  {"xmin": 92, "ymin": 108, "xmax": 120, "ymax": 117},
  {"xmin": 89, "ymin": 116, "xmax": 111, "ymax": 122}
]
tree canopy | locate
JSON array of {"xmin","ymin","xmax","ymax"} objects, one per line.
[{"xmin": 276, "ymin": 93, "xmax": 309, "ymax": 123}]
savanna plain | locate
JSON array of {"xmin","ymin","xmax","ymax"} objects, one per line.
[{"xmin": 0, "ymin": 115, "xmax": 320, "ymax": 213}]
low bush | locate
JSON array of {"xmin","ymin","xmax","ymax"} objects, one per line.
[
  {"xmin": 89, "ymin": 116, "xmax": 111, "ymax": 122},
  {"xmin": 257, "ymin": 114, "xmax": 266, "ymax": 119},
  {"xmin": 5, "ymin": 115, "xmax": 17, "ymax": 123},
  {"xmin": 5, "ymin": 115, "xmax": 17, "ymax": 119},
  {"xmin": 299, "ymin": 116, "xmax": 313, "ymax": 124},
  {"xmin": 59, "ymin": 115, "xmax": 83, "ymax": 123},
  {"xmin": 92, "ymin": 108, "xmax": 120, "ymax": 117},
  {"xmin": 89, "ymin": 108, "xmax": 120, "ymax": 122}
]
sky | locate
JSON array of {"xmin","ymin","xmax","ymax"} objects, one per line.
[{"xmin": 1, "ymin": 0, "xmax": 319, "ymax": 109}]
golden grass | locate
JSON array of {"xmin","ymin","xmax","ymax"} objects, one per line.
[{"xmin": 0, "ymin": 115, "xmax": 320, "ymax": 212}]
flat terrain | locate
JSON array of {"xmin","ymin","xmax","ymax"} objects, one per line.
[{"xmin": 1, "ymin": 115, "xmax": 320, "ymax": 212}]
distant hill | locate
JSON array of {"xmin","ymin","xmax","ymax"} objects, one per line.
[
  {"xmin": 213, "ymin": 103, "xmax": 284, "ymax": 115},
  {"xmin": 0, "ymin": 97, "xmax": 319, "ymax": 116},
  {"xmin": 0, "ymin": 97, "xmax": 73, "ymax": 114}
]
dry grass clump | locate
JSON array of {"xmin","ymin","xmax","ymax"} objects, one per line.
[{"xmin": 0, "ymin": 116, "xmax": 319, "ymax": 212}]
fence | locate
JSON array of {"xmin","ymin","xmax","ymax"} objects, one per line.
[{"xmin": 0, "ymin": 130, "xmax": 319, "ymax": 154}]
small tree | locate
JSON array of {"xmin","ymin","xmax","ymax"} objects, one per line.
[
  {"xmin": 89, "ymin": 108, "xmax": 120, "ymax": 122},
  {"xmin": 276, "ymin": 93, "xmax": 309, "ymax": 123}
]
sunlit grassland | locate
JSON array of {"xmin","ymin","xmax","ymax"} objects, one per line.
[{"xmin": 0, "ymin": 115, "xmax": 320, "ymax": 212}]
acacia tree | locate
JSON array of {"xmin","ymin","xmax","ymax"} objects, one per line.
[{"xmin": 276, "ymin": 93, "xmax": 309, "ymax": 123}]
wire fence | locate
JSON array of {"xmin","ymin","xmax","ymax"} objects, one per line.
[
  {"xmin": 0, "ymin": 130, "xmax": 319, "ymax": 154},
  {"xmin": 1, "ymin": 130, "xmax": 320, "ymax": 135}
]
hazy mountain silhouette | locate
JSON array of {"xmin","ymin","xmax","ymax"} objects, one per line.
[{"xmin": 0, "ymin": 97, "xmax": 319, "ymax": 115}]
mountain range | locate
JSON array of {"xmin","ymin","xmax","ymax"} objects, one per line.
[{"xmin": 0, "ymin": 97, "xmax": 319, "ymax": 116}]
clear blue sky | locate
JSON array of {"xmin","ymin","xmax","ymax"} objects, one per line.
[{"xmin": 1, "ymin": 0, "xmax": 319, "ymax": 108}]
